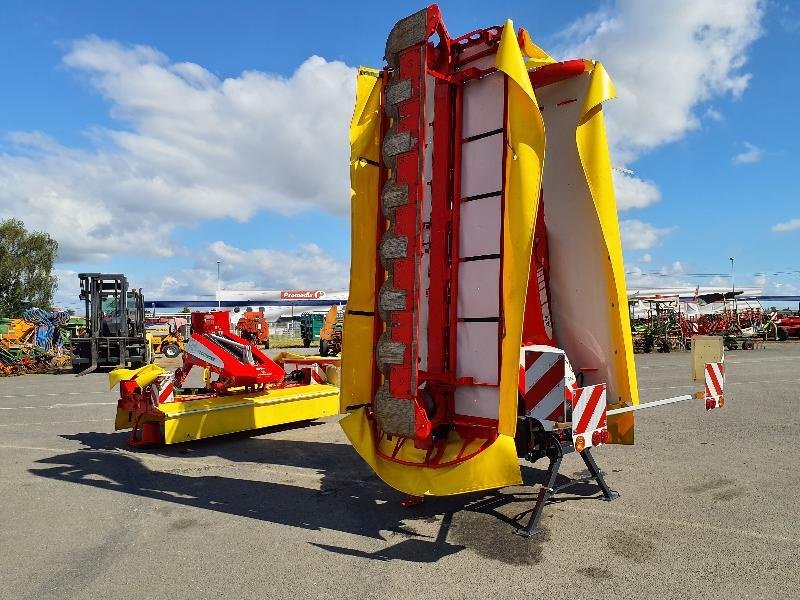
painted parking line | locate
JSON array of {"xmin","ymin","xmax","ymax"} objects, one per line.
[
  {"xmin": 570, "ymin": 505, "xmax": 797, "ymax": 544},
  {"xmin": 0, "ymin": 391, "xmax": 108, "ymax": 399},
  {"xmin": 0, "ymin": 401, "xmax": 116, "ymax": 411},
  {"xmin": 0, "ymin": 418, "xmax": 111, "ymax": 428}
]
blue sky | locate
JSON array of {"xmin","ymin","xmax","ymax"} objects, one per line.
[{"xmin": 1, "ymin": 0, "xmax": 798, "ymax": 311}]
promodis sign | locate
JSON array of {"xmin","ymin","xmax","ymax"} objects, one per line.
[{"xmin": 280, "ymin": 291, "xmax": 326, "ymax": 300}]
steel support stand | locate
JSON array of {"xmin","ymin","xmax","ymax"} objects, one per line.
[
  {"xmin": 580, "ymin": 447, "xmax": 619, "ymax": 502},
  {"xmin": 516, "ymin": 433, "xmax": 563, "ymax": 537},
  {"xmin": 516, "ymin": 433, "xmax": 618, "ymax": 537}
]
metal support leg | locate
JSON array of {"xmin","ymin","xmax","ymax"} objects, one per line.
[
  {"xmin": 580, "ymin": 447, "xmax": 619, "ymax": 502},
  {"xmin": 516, "ymin": 434, "xmax": 563, "ymax": 537},
  {"xmin": 516, "ymin": 432, "xmax": 619, "ymax": 537}
]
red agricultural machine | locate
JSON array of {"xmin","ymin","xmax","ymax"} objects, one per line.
[
  {"xmin": 774, "ymin": 313, "xmax": 800, "ymax": 340},
  {"xmin": 338, "ymin": 5, "xmax": 726, "ymax": 535},
  {"xmin": 235, "ymin": 310, "xmax": 271, "ymax": 349},
  {"xmin": 112, "ymin": 311, "xmax": 339, "ymax": 447}
]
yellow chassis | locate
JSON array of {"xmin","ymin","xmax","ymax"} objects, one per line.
[{"xmin": 116, "ymin": 383, "xmax": 340, "ymax": 444}]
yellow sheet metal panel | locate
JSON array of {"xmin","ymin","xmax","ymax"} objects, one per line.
[
  {"xmin": 495, "ymin": 21, "xmax": 546, "ymax": 437},
  {"xmin": 108, "ymin": 363, "xmax": 165, "ymax": 390},
  {"xmin": 606, "ymin": 402, "xmax": 635, "ymax": 445},
  {"xmin": 340, "ymin": 408, "xmax": 522, "ymax": 496},
  {"xmin": 114, "ymin": 408, "xmax": 134, "ymax": 430},
  {"xmin": 161, "ymin": 383, "xmax": 337, "ymax": 415},
  {"xmin": 162, "ymin": 384, "xmax": 340, "ymax": 444},
  {"xmin": 575, "ymin": 62, "xmax": 639, "ymax": 406},
  {"xmin": 340, "ymin": 67, "xmax": 382, "ymax": 414}
]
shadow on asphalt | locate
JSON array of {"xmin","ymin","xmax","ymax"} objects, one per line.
[{"xmin": 28, "ymin": 429, "xmax": 611, "ymax": 563}]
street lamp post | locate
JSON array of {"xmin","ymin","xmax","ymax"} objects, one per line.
[{"xmin": 217, "ymin": 261, "xmax": 221, "ymax": 309}]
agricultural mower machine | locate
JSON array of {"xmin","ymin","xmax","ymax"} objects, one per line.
[
  {"xmin": 338, "ymin": 5, "xmax": 726, "ymax": 535},
  {"xmin": 111, "ymin": 311, "xmax": 340, "ymax": 447}
]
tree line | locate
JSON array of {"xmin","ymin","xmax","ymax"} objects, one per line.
[{"xmin": 0, "ymin": 218, "xmax": 58, "ymax": 317}]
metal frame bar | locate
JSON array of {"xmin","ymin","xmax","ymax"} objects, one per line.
[{"xmin": 607, "ymin": 394, "xmax": 695, "ymax": 416}]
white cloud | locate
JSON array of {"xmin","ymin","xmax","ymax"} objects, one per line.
[
  {"xmin": 624, "ymin": 264, "xmax": 690, "ymax": 290},
  {"xmin": 137, "ymin": 241, "xmax": 349, "ymax": 300},
  {"xmin": 641, "ymin": 253, "xmax": 652, "ymax": 263},
  {"xmin": 704, "ymin": 106, "xmax": 724, "ymax": 122},
  {"xmin": 0, "ymin": 37, "xmax": 356, "ymax": 262},
  {"xmin": 732, "ymin": 141, "xmax": 764, "ymax": 165},
  {"xmin": 708, "ymin": 275, "xmax": 730, "ymax": 287},
  {"xmin": 772, "ymin": 218, "xmax": 800, "ymax": 232},
  {"xmin": 557, "ymin": 0, "xmax": 764, "ymax": 163},
  {"xmin": 620, "ymin": 219, "xmax": 674, "ymax": 250},
  {"xmin": 613, "ymin": 171, "xmax": 661, "ymax": 210}
]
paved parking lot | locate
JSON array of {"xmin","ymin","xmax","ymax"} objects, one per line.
[{"xmin": 1, "ymin": 345, "xmax": 799, "ymax": 599}]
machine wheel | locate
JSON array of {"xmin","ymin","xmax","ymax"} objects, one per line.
[
  {"xmin": 71, "ymin": 363, "xmax": 84, "ymax": 374},
  {"xmin": 777, "ymin": 328, "xmax": 789, "ymax": 341},
  {"xmin": 303, "ymin": 338, "xmax": 311, "ymax": 348},
  {"xmin": 320, "ymin": 340, "xmax": 330, "ymax": 357},
  {"xmin": 264, "ymin": 339, "xmax": 270, "ymax": 350},
  {"xmin": 163, "ymin": 344, "xmax": 181, "ymax": 358},
  {"xmin": 741, "ymin": 339, "xmax": 755, "ymax": 350}
]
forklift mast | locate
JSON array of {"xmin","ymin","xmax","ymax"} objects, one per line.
[
  {"xmin": 73, "ymin": 273, "xmax": 147, "ymax": 374},
  {"xmin": 78, "ymin": 273, "xmax": 144, "ymax": 338}
]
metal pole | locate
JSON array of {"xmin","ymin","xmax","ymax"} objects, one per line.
[
  {"xmin": 730, "ymin": 257, "xmax": 736, "ymax": 313},
  {"xmin": 217, "ymin": 261, "xmax": 221, "ymax": 309}
]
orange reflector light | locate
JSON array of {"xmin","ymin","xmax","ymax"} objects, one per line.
[
  {"xmin": 592, "ymin": 430, "xmax": 601, "ymax": 446},
  {"xmin": 575, "ymin": 435, "xmax": 586, "ymax": 452},
  {"xmin": 718, "ymin": 396, "xmax": 724, "ymax": 408}
]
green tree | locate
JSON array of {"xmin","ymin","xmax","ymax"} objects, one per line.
[{"xmin": 0, "ymin": 219, "xmax": 58, "ymax": 317}]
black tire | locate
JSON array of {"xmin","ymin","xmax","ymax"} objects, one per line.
[
  {"xmin": 264, "ymin": 339, "xmax": 270, "ymax": 350},
  {"xmin": 742, "ymin": 339, "xmax": 755, "ymax": 350},
  {"xmin": 777, "ymin": 328, "xmax": 789, "ymax": 341},
  {"xmin": 303, "ymin": 338, "xmax": 311, "ymax": 348},
  {"xmin": 163, "ymin": 344, "xmax": 181, "ymax": 358},
  {"xmin": 320, "ymin": 340, "xmax": 330, "ymax": 357},
  {"xmin": 71, "ymin": 363, "xmax": 84, "ymax": 374}
]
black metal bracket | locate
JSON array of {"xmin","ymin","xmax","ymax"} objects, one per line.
[{"xmin": 515, "ymin": 431, "xmax": 619, "ymax": 537}]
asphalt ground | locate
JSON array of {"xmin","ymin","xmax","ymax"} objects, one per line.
[{"xmin": 1, "ymin": 344, "xmax": 799, "ymax": 599}]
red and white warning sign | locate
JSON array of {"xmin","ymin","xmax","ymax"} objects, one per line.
[
  {"xmin": 519, "ymin": 345, "xmax": 576, "ymax": 430},
  {"xmin": 150, "ymin": 373, "xmax": 176, "ymax": 405},
  {"xmin": 571, "ymin": 383, "xmax": 608, "ymax": 450},
  {"xmin": 704, "ymin": 362, "xmax": 724, "ymax": 410}
]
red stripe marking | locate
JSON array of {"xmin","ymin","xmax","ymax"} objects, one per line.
[
  {"xmin": 546, "ymin": 404, "xmax": 565, "ymax": 422},
  {"xmin": 707, "ymin": 364, "xmax": 723, "ymax": 397},
  {"xmin": 525, "ymin": 350, "xmax": 540, "ymax": 371},
  {"xmin": 524, "ymin": 358, "xmax": 564, "ymax": 412},
  {"xmin": 159, "ymin": 383, "xmax": 174, "ymax": 403},
  {"xmin": 575, "ymin": 385, "xmax": 604, "ymax": 434}
]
